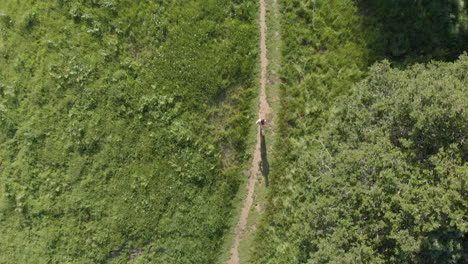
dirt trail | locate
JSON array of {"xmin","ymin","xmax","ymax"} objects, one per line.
[{"xmin": 226, "ymin": 0, "xmax": 271, "ymax": 263}]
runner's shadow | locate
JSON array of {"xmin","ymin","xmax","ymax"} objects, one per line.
[{"xmin": 260, "ymin": 131, "xmax": 269, "ymax": 187}]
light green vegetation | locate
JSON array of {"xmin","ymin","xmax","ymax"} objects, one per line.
[
  {"xmin": 236, "ymin": 0, "xmax": 282, "ymax": 262},
  {"xmin": 0, "ymin": 0, "xmax": 257, "ymax": 263},
  {"xmin": 252, "ymin": 0, "xmax": 467, "ymax": 263}
]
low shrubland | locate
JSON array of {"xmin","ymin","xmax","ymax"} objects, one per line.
[{"xmin": 0, "ymin": 0, "xmax": 257, "ymax": 263}]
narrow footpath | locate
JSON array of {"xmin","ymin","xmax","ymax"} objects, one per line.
[{"xmin": 226, "ymin": 0, "xmax": 272, "ymax": 263}]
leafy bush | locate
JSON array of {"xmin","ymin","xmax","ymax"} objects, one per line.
[
  {"xmin": 252, "ymin": 0, "xmax": 467, "ymax": 262},
  {"xmin": 253, "ymin": 54, "xmax": 467, "ymax": 263}
]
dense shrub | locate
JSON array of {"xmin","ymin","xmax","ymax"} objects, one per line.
[
  {"xmin": 254, "ymin": 51, "xmax": 467, "ymax": 263},
  {"xmin": 252, "ymin": 0, "xmax": 467, "ymax": 262}
]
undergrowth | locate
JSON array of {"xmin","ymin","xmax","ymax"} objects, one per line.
[{"xmin": 0, "ymin": 0, "xmax": 257, "ymax": 263}]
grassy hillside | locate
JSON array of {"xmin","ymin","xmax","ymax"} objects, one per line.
[
  {"xmin": 252, "ymin": 0, "xmax": 467, "ymax": 263},
  {"xmin": 0, "ymin": 0, "xmax": 257, "ymax": 263}
]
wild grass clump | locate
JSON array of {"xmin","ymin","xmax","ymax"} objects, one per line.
[{"xmin": 0, "ymin": 0, "xmax": 257, "ymax": 263}]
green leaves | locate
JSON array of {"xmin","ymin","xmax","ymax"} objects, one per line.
[
  {"xmin": 362, "ymin": 0, "xmax": 467, "ymax": 63},
  {"xmin": 254, "ymin": 52, "xmax": 467, "ymax": 263}
]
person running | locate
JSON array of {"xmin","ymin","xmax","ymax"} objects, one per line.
[{"xmin": 256, "ymin": 118, "xmax": 265, "ymax": 126}]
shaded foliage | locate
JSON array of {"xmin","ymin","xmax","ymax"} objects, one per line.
[
  {"xmin": 254, "ymin": 53, "xmax": 467, "ymax": 263},
  {"xmin": 358, "ymin": 0, "xmax": 468, "ymax": 64},
  {"xmin": 252, "ymin": 0, "xmax": 467, "ymax": 263}
]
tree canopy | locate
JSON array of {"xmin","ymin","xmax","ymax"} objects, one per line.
[
  {"xmin": 252, "ymin": 0, "xmax": 467, "ymax": 262},
  {"xmin": 253, "ymin": 52, "xmax": 467, "ymax": 264}
]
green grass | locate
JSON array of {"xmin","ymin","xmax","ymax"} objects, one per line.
[
  {"xmin": 264, "ymin": 0, "xmax": 282, "ymax": 129},
  {"xmin": 218, "ymin": 1, "xmax": 262, "ymax": 260},
  {"xmin": 239, "ymin": 0, "xmax": 284, "ymax": 262},
  {"xmin": 220, "ymin": 0, "xmax": 283, "ymax": 262},
  {"xmin": 217, "ymin": 81, "xmax": 260, "ymax": 264},
  {"xmin": 0, "ymin": 1, "xmax": 258, "ymax": 263}
]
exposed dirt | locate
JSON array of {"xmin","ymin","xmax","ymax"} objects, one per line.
[{"xmin": 226, "ymin": 0, "xmax": 272, "ymax": 263}]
